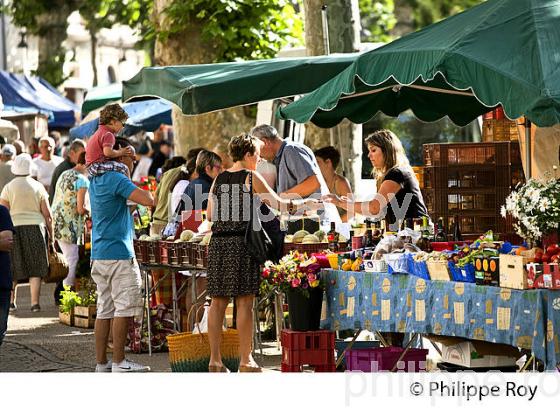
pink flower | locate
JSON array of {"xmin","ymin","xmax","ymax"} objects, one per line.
[
  {"xmin": 262, "ymin": 268, "xmax": 270, "ymax": 279},
  {"xmin": 291, "ymin": 278, "xmax": 301, "ymax": 288},
  {"xmin": 307, "ymin": 273, "xmax": 317, "ymax": 283}
]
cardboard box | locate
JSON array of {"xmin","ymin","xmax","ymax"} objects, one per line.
[
  {"xmin": 499, "ymin": 254, "xmax": 531, "ymax": 289},
  {"xmin": 528, "ymin": 263, "xmax": 560, "ymax": 289},
  {"xmin": 427, "ymin": 335, "xmax": 520, "ymax": 368},
  {"xmin": 426, "ymin": 260, "xmax": 451, "ymax": 281},
  {"xmin": 474, "ymin": 255, "xmax": 500, "ymax": 286}
]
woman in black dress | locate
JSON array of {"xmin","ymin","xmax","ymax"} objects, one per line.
[
  {"xmin": 206, "ymin": 133, "xmax": 317, "ymax": 372},
  {"xmin": 324, "ymin": 129, "xmax": 427, "ymax": 230}
]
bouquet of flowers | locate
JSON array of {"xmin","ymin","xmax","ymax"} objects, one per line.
[
  {"xmin": 502, "ymin": 177, "xmax": 560, "ymax": 242},
  {"xmin": 260, "ymin": 251, "xmax": 323, "ymax": 297}
]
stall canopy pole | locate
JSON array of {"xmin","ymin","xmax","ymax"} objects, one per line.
[
  {"xmin": 321, "ymin": 5, "xmax": 337, "ymax": 149},
  {"xmin": 525, "ymin": 119, "xmax": 532, "ymax": 179}
]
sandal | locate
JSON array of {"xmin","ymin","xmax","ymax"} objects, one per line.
[
  {"xmin": 238, "ymin": 364, "xmax": 263, "ymax": 373},
  {"xmin": 208, "ymin": 364, "xmax": 230, "ymax": 373}
]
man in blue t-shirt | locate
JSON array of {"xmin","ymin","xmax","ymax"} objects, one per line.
[
  {"xmin": 89, "ymin": 139, "xmax": 154, "ymax": 372},
  {"xmin": 0, "ymin": 204, "xmax": 14, "ymax": 347}
]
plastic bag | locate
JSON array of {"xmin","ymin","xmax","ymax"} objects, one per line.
[{"xmin": 192, "ymin": 305, "xmax": 209, "ymax": 334}]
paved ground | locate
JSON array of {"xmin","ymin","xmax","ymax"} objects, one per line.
[{"xmin": 1, "ymin": 282, "xmax": 282, "ymax": 372}]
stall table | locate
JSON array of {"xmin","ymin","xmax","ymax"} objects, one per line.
[{"xmin": 320, "ymin": 269, "xmax": 560, "ymax": 370}]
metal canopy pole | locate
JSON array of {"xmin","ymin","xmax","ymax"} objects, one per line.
[{"xmin": 525, "ymin": 119, "xmax": 532, "ymax": 179}]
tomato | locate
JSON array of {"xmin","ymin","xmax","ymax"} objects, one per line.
[
  {"xmin": 546, "ymin": 244, "xmax": 560, "ymax": 255},
  {"xmin": 534, "ymin": 251, "xmax": 544, "ymax": 263},
  {"xmin": 542, "ymin": 254, "xmax": 551, "ymax": 263},
  {"xmin": 551, "ymin": 254, "xmax": 560, "ymax": 263}
]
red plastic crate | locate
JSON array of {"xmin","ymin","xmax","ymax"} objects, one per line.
[
  {"xmin": 133, "ymin": 240, "xmax": 150, "ymax": 263},
  {"xmin": 281, "ymin": 329, "xmax": 334, "ymax": 350},
  {"xmin": 345, "ymin": 347, "xmax": 428, "ymax": 372},
  {"xmin": 281, "ymin": 329, "xmax": 336, "ymax": 372},
  {"xmin": 194, "ymin": 244, "xmax": 208, "ymax": 268}
]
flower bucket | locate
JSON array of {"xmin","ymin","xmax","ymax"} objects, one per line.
[{"xmin": 287, "ymin": 287, "xmax": 323, "ymax": 331}]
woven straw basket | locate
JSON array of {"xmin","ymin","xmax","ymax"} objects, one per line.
[{"xmin": 167, "ymin": 306, "xmax": 240, "ymax": 372}]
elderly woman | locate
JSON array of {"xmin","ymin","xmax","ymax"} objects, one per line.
[
  {"xmin": 0, "ymin": 154, "xmax": 53, "ymax": 312},
  {"xmin": 206, "ymin": 133, "xmax": 317, "ymax": 372},
  {"xmin": 52, "ymin": 151, "xmax": 89, "ymax": 289}
]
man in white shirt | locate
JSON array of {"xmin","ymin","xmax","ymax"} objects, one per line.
[{"xmin": 31, "ymin": 136, "xmax": 64, "ymax": 192}]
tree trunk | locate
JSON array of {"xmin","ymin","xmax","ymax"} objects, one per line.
[
  {"xmin": 90, "ymin": 30, "xmax": 98, "ymax": 87},
  {"xmin": 391, "ymin": 0, "xmax": 415, "ymax": 37},
  {"xmin": 152, "ymin": 0, "xmax": 253, "ymax": 157},
  {"xmin": 303, "ymin": 0, "xmax": 362, "ymax": 191},
  {"xmin": 35, "ymin": 10, "xmax": 72, "ymax": 86}
]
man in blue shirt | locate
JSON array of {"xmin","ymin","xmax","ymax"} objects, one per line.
[
  {"xmin": 251, "ymin": 124, "xmax": 323, "ymax": 233},
  {"xmin": 0, "ymin": 204, "xmax": 14, "ymax": 347},
  {"xmin": 90, "ymin": 138, "xmax": 154, "ymax": 372}
]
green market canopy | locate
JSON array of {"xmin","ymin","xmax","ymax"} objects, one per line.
[
  {"xmin": 122, "ymin": 54, "xmax": 359, "ymax": 115},
  {"xmin": 278, "ymin": 0, "xmax": 560, "ymax": 128},
  {"xmin": 82, "ymin": 82, "xmax": 123, "ymax": 116}
]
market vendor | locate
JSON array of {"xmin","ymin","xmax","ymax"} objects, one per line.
[
  {"xmin": 252, "ymin": 124, "xmax": 333, "ymax": 233},
  {"xmin": 324, "ymin": 129, "xmax": 428, "ymax": 231}
]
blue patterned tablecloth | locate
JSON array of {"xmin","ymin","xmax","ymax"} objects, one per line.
[{"xmin": 320, "ymin": 269, "xmax": 560, "ymax": 370}]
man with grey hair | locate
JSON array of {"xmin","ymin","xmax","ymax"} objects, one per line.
[
  {"xmin": 0, "ymin": 144, "xmax": 16, "ymax": 192},
  {"xmin": 251, "ymin": 124, "xmax": 323, "ymax": 233},
  {"xmin": 48, "ymin": 139, "xmax": 87, "ymax": 203}
]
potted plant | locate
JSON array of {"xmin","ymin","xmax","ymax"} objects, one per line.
[
  {"xmin": 58, "ymin": 278, "xmax": 97, "ymax": 328},
  {"xmin": 260, "ymin": 251, "xmax": 323, "ymax": 331}
]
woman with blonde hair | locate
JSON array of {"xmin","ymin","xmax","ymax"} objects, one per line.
[
  {"xmin": 206, "ymin": 133, "xmax": 317, "ymax": 372},
  {"xmin": 323, "ymin": 129, "xmax": 427, "ymax": 230}
]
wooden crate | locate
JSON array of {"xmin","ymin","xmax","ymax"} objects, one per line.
[
  {"xmin": 59, "ymin": 310, "xmax": 74, "ymax": 326},
  {"xmin": 499, "ymin": 254, "xmax": 531, "ymax": 289},
  {"xmin": 74, "ymin": 305, "xmax": 96, "ymax": 328}
]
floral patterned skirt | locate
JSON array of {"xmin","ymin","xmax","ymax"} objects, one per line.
[{"xmin": 207, "ymin": 236, "xmax": 260, "ymax": 298}]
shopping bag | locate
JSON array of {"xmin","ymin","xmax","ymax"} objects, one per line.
[{"xmin": 44, "ymin": 243, "xmax": 69, "ymax": 283}]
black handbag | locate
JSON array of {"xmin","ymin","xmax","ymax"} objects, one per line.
[{"xmin": 244, "ymin": 172, "xmax": 273, "ymax": 264}]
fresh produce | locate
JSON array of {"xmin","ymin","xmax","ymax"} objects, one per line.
[
  {"xmin": 179, "ymin": 230, "xmax": 195, "ymax": 242},
  {"xmin": 302, "ymin": 234, "xmax": 320, "ymax": 244},
  {"xmin": 199, "ymin": 233, "xmax": 212, "ymax": 246},
  {"xmin": 139, "ymin": 234, "xmax": 150, "ymax": 241},
  {"xmin": 293, "ymin": 230, "xmax": 310, "ymax": 244},
  {"xmin": 313, "ymin": 230, "xmax": 327, "ymax": 242}
]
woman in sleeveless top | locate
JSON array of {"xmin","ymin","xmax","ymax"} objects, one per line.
[
  {"xmin": 314, "ymin": 146, "xmax": 352, "ymax": 222},
  {"xmin": 206, "ymin": 133, "xmax": 318, "ymax": 372}
]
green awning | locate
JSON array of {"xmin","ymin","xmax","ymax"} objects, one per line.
[
  {"xmin": 278, "ymin": 0, "xmax": 560, "ymax": 128},
  {"xmin": 82, "ymin": 83, "xmax": 122, "ymax": 115},
  {"xmin": 122, "ymin": 54, "xmax": 359, "ymax": 115}
]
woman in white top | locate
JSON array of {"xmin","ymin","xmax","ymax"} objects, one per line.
[
  {"xmin": 132, "ymin": 142, "xmax": 153, "ymax": 183},
  {"xmin": 0, "ymin": 154, "xmax": 53, "ymax": 312}
]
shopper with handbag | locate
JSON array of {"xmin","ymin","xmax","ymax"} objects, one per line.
[
  {"xmin": 0, "ymin": 154, "xmax": 53, "ymax": 312},
  {"xmin": 51, "ymin": 151, "xmax": 90, "ymax": 291},
  {"xmin": 206, "ymin": 133, "xmax": 318, "ymax": 372}
]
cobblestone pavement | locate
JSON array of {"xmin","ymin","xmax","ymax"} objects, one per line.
[
  {"xmin": 0, "ymin": 340, "xmax": 92, "ymax": 372},
  {"xmin": 1, "ymin": 282, "xmax": 282, "ymax": 372}
]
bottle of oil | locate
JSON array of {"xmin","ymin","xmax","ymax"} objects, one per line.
[
  {"xmin": 327, "ymin": 222, "xmax": 339, "ymax": 252},
  {"xmin": 434, "ymin": 217, "xmax": 447, "ymax": 242}
]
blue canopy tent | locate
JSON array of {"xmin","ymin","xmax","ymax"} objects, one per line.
[
  {"xmin": 69, "ymin": 99, "xmax": 172, "ymax": 139},
  {"xmin": 0, "ymin": 70, "xmax": 79, "ymax": 128}
]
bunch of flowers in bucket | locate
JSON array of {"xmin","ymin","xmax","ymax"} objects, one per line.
[
  {"xmin": 260, "ymin": 251, "xmax": 322, "ymax": 297},
  {"xmin": 502, "ymin": 176, "xmax": 560, "ymax": 242}
]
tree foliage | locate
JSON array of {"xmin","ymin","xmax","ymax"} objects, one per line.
[
  {"xmin": 157, "ymin": 0, "xmax": 304, "ymax": 61},
  {"xmin": 359, "ymin": 0, "xmax": 396, "ymax": 43}
]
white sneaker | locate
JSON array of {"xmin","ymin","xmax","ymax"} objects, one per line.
[
  {"xmin": 95, "ymin": 360, "xmax": 112, "ymax": 373},
  {"xmin": 112, "ymin": 359, "xmax": 151, "ymax": 373}
]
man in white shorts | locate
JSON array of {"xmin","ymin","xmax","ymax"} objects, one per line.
[{"xmin": 90, "ymin": 138, "xmax": 154, "ymax": 372}]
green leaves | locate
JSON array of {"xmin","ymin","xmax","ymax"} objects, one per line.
[{"xmin": 159, "ymin": 0, "xmax": 303, "ymax": 62}]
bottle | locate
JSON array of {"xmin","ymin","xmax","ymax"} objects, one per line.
[
  {"xmin": 417, "ymin": 216, "xmax": 433, "ymax": 252},
  {"xmin": 327, "ymin": 222, "xmax": 339, "ymax": 252},
  {"xmin": 452, "ymin": 215, "xmax": 463, "ymax": 241},
  {"xmin": 364, "ymin": 219, "xmax": 374, "ymax": 248},
  {"xmin": 434, "ymin": 217, "xmax": 447, "ymax": 242},
  {"xmin": 372, "ymin": 221, "xmax": 382, "ymax": 246}
]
